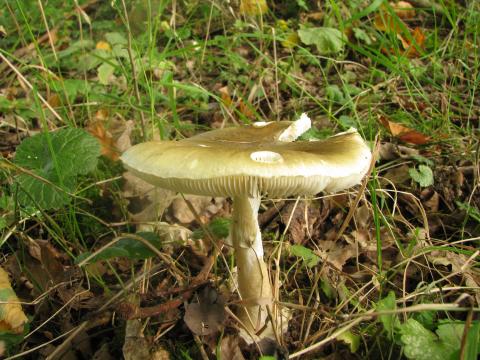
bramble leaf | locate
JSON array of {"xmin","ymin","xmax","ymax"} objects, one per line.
[{"xmin": 14, "ymin": 128, "xmax": 101, "ymax": 209}]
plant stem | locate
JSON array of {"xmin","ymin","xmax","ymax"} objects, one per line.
[{"xmin": 231, "ymin": 195, "xmax": 272, "ymax": 333}]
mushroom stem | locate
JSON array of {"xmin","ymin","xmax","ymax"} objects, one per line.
[{"xmin": 231, "ymin": 195, "xmax": 272, "ymax": 333}]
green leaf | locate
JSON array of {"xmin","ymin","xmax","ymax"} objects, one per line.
[
  {"xmin": 353, "ymin": 27, "xmax": 372, "ymax": 45},
  {"xmin": 115, "ymin": 232, "xmax": 163, "ymax": 259},
  {"xmin": 105, "ymin": 32, "xmax": 127, "ymax": 46},
  {"xmin": 337, "ymin": 330, "xmax": 360, "ymax": 353},
  {"xmin": 290, "ymin": 244, "xmax": 319, "ymax": 267},
  {"xmin": 376, "ymin": 291, "xmax": 400, "ymax": 339},
  {"xmin": 436, "ymin": 321, "xmax": 466, "ymax": 353},
  {"xmin": 298, "ymin": 27, "xmax": 346, "ymax": 55},
  {"xmin": 193, "ymin": 217, "xmax": 231, "ymax": 240},
  {"xmin": 75, "ymin": 247, "xmax": 129, "ymax": 264},
  {"xmin": 326, "ymin": 84, "xmax": 345, "ymax": 103},
  {"xmin": 399, "ymin": 319, "xmax": 455, "ymax": 360},
  {"xmin": 76, "ymin": 232, "xmax": 164, "ymax": 264},
  {"xmin": 97, "ymin": 62, "xmax": 115, "ymax": 85},
  {"xmin": 409, "ymin": 165, "xmax": 434, "ymax": 187},
  {"xmin": 14, "ymin": 128, "xmax": 101, "ymax": 209},
  {"xmin": 464, "ymin": 321, "xmax": 480, "ymax": 360}
]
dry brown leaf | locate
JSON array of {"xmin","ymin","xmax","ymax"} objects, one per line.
[
  {"xmin": 219, "ymin": 335, "xmax": 246, "ymax": 360},
  {"xmin": 184, "ymin": 286, "xmax": 225, "ymax": 336},
  {"xmin": 122, "ymin": 171, "xmax": 175, "ymax": 227},
  {"xmin": 403, "ymin": 27, "xmax": 426, "ymax": 57},
  {"xmin": 315, "ymin": 242, "xmax": 357, "ymax": 271},
  {"xmin": 393, "ymin": 1, "xmax": 415, "ymax": 19},
  {"xmin": 47, "ymin": 93, "xmax": 61, "ymax": 108},
  {"xmin": 219, "ymin": 86, "xmax": 233, "ymax": 108},
  {"xmin": 171, "ymin": 195, "xmax": 225, "ymax": 224},
  {"xmin": 379, "ymin": 115, "xmax": 430, "ymax": 144},
  {"xmin": 87, "ymin": 120, "xmax": 119, "ymax": 161},
  {"xmin": 0, "ymin": 267, "xmax": 28, "ymax": 334}
]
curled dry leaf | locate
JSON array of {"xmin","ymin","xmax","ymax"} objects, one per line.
[
  {"xmin": 184, "ymin": 286, "xmax": 225, "ymax": 336},
  {"xmin": 171, "ymin": 195, "xmax": 225, "ymax": 224},
  {"xmin": 0, "ymin": 267, "xmax": 28, "ymax": 334},
  {"xmin": 123, "ymin": 171, "xmax": 175, "ymax": 227},
  {"xmin": 315, "ymin": 241, "xmax": 357, "ymax": 271}
]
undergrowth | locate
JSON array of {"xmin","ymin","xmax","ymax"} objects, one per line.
[{"xmin": 0, "ymin": 0, "xmax": 479, "ymax": 359}]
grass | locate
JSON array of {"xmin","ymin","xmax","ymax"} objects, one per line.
[{"xmin": 0, "ymin": 0, "xmax": 479, "ymax": 359}]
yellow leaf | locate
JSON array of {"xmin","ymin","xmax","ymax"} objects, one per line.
[
  {"xmin": 281, "ymin": 32, "xmax": 300, "ymax": 49},
  {"xmin": 239, "ymin": 0, "xmax": 268, "ymax": 16},
  {"xmin": 0, "ymin": 267, "xmax": 28, "ymax": 334},
  {"xmin": 96, "ymin": 41, "xmax": 111, "ymax": 51}
]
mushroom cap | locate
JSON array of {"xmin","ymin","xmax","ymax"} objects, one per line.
[{"xmin": 121, "ymin": 120, "xmax": 371, "ymax": 198}]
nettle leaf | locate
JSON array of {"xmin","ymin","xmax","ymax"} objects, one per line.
[
  {"xmin": 298, "ymin": 27, "xmax": 346, "ymax": 55},
  {"xmin": 290, "ymin": 244, "xmax": 319, "ymax": 267},
  {"xmin": 14, "ymin": 128, "xmax": 101, "ymax": 209},
  {"xmin": 409, "ymin": 164, "xmax": 434, "ymax": 187},
  {"xmin": 399, "ymin": 319, "xmax": 455, "ymax": 360}
]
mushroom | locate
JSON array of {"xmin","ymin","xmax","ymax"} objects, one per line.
[{"xmin": 121, "ymin": 114, "xmax": 371, "ymax": 337}]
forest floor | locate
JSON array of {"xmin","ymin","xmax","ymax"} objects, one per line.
[{"xmin": 0, "ymin": 1, "xmax": 479, "ymax": 359}]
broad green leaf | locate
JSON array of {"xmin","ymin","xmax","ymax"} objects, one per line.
[
  {"xmin": 399, "ymin": 319, "xmax": 455, "ymax": 360},
  {"xmin": 290, "ymin": 244, "xmax": 319, "ymax": 267},
  {"xmin": 298, "ymin": 27, "xmax": 346, "ymax": 55},
  {"xmin": 337, "ymin": 330, "xmax": 360, "ymax": 353},
  {"xmin": 436, "ymin": 321, "xmax": 466, "ymax": 353},
  {"xmin": 76, "ymin": 232, "xmax": 164, "ymax": 264},
  {"xmin": 353, "ymin": 27, "xmax": 372, "ymax": 45},
  {"xmin": 98, "ymin": 62, "xmax": 115, "ymax": 85},
  {"xmin": 376, "ymin": 291, "xmax": 400, "ymax": 339},
  {"xmin": 105, "ymin": 32, "xmax": 127, "ymax": 46},
  {"xmin": 409, "ymin": 165, "xmax": 434, "ymax": 187},
  {"xmin": 14, "ymin": 128, "xmax": 101, "ymax": 209}
]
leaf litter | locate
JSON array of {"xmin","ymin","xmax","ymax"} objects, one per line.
[{"xmin": 1, "ymin": 0, "xmax": 479, "ymax": 358}]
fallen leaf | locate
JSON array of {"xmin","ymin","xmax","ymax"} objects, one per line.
[
  {"xmin": 403, "ymin": 27, "xmax": 426, "ymax": 57},
  {"xmin": 171, "ymin": 195, "xmax": 224, "ymax": 224},
  {"xmin": 239, "ymin": 0, "xmax": 268, "ymax": 16},
  {"xmin": 218, "ymin": 335, "xmax": 246, "ymax": 360},
  {"xmin": 374, "ymin": 4, "xmax": 424, "ymax": 58},
  {"xmin": 122, "ymin": 171, "xmax": 175, "ymax": 228},
  {"xmin": 393, "ymin": 1, "xmax": 415, "ymax": 19},
  {"xmin": 0, "ymin": 267, "xmax": 28, "ymax": 334},
  {"xmin": 374, "ymin": 6, "xmax": 404, "ymax": 33},
  {"xmin": 47, "ymin": 93, "xmax": 61, "ymax": 108},
  {"xmin": 378, "ymin": 115, "xmax": 430, "ymax": 144},
  {"xmin": 184, "ymin": 286, "xmax": 225, "ymax": 336},
  {"xmin": 219, "ymin": 86, "xmax": 233, "ymax": 109},
  {"xmin": 87, "ymin": 120, "xmax": 119, "ymax": 161}
]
